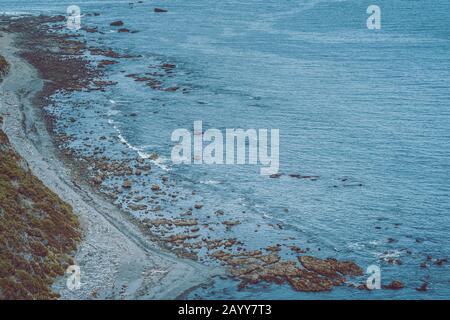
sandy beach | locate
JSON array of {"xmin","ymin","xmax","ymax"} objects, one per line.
[{"xmin": 0, "ymin": 30, "xmax": 219, "ymax": 299}]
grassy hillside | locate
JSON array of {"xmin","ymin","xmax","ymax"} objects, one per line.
[
  {"xmin": 0, "ymin": 54, "xmax": 8, "ymax": 78},
  {"xmin": 0, "ymin": 55, "xmax": 81, "ymax": 299}
]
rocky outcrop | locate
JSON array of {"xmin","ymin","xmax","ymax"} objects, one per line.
[
  {"xmin": 299, "ymin": 256, "xmax": 364, "ymax": 278},
  {"xmin": 209, "ymin": 247, "xmax": 364, "ymax": 292}
]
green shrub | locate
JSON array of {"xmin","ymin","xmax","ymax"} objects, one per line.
[
  {"xmin": 0, "ymin": 55, "xmax": 9, "ymax": 79},
  {"xmin": 0, "ymin": 130, "xmax": 81, "ymax": 300}
]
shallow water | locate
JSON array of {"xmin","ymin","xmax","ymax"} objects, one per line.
[{"xmin": 2, "ymin": 0, "xmax": 449, "ymax": 299}]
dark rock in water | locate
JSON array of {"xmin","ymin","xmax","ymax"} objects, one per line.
[
  {"xmin": 302, "ymin": 175, "xmax": 320, "ymax": 180},
  {"xmin": 269, "ymin": 173, "xmax": 282, "ymax": 178},
  {"xmin": 194, "ymin": 203, "xmax": 203, "ymax": 209},
  {"xmin": 82, "ymin": 27, "xmax": 98, "ymax": 33},
  {"xmin": 149, "ymin": 152, "xmax": 159, "ymax": 160},
  {"xmin": 273, "ymin": 173, "xmax": 320, "ymax": 180},
  {"xmin": 434, "ymin": 258, "xmax": 447, "ymax": 266},
  {"xmin": 48, "ymin": 15, "xmax": 66, "ymax": 22},
  {"xmin": 223, "ymin": 220, "xmax": 241, "ymax": 228},
  {"xmin": 110, "ymin": 20, "xmax": 124, "ymax": 26},
  {"xmin": 118, "ymin": 28, "xmax": 130, "ymax": 33},
  {"xmin": 164, "ymin": 86, "xmax": 180, "ymax": 92},
  {"xmin": 416, "ymin": 282, "xmax": 428, "ymax": 292},
  {"xmin": 383, "ymin": 280, "xmax": 404, "ymax": 290},
  {"xmin": 356, "ymin": 283, "xmax": 370, "ymax": 290},
  {"xmin": 161, "ymin": 63, "xmax": 176, "ymax": 71},
  {"xmin": 154, "ymin": 8, "xmax": 168, "ymax": 13},
  {"xmin": 287, "ymin": 272, "xmax": 334, "ymax": 292},
  {"xmin": 89, "ymin": 47, "xmax": 122, "ymax": 58},
  {"xmin": 173, "ymin": 219, "xmax": 198, "ymax": 227},
  {"xmin": 290, "ymin": 246, "xmax": 306, "ymax": 254},
  {"xmin": 128, "ymin": 204, "xmax": 147, "ymax": 211},
  {"xmin": 98, "ymin": 60, "xmax": 118, "ymax": 67},
  {"xmin": 299, "ymin": 256, "xmax": 363, "ymax": 277}
]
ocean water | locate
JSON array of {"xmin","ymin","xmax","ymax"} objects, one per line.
[{"xmin": 1, "ymin": 0, "xmax": 449, "ymax": 299}]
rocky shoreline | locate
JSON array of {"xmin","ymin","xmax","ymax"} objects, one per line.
[
  {"xmin": 0, "ymin": 18, "xmax": 217, "ymax": 299},
  {"xmin": 0, "ymin": 55, "xmax": 81, "ymax": 298},
  {"xmin": 2, "ymin": 12, "xmax": 436, "ymax": 298}
]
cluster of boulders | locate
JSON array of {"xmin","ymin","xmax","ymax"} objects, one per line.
[
  {"xmin": 125, "ymin": 64, "xmax": 184, "ymax": 93},
  {"xmin": 210, "ymin": 248, "xmax": 365, "ymax": 292}
]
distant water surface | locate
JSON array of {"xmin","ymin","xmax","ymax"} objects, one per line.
[{"xmin": 2, "ymin": 0, "xmax": 449, "ymax": 299}]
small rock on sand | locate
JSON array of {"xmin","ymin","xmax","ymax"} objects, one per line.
[
  {"xmin": 194, "ymin": 203, "xmax": 203, "ymax": 209},
  {"xmin": 223, "ymin": 220, "xmax": 241, "ymax": 228},
  {"xmin": 93, "ymin": 175, "xmax": 103, "ymax": 185},
  {"xmin": 122, "ymin": 180, "xmax": 132, "ymax": 189}
]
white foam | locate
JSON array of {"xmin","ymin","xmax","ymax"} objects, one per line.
[
  {"xmin": 0, "ymin": 11, "xmax": 32, "ymax": 15},
  {"xmin": 200, "ymin": 180, "xmax": 221, "ymax": 185},
  {"xmin": 116, "ymin": 132, "xmax": 170, "ymax": 171}
]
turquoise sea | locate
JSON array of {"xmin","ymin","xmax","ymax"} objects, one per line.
[{"xmin": 1, "ymin": 0, "xmax": 449, "ymax": 299}]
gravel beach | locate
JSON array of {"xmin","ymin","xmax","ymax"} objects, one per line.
[{"xmin": 0, "ymin": 28, "xmax": 219, "ymax": 300}]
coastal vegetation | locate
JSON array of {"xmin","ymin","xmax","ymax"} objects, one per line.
[
  {"xmin": 0, "ymin": 54, "xmax": 9, "ymax": 79},
  {"xmin": 0, "ymin": 120, "xmax": 81, "ymax": 299}
]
